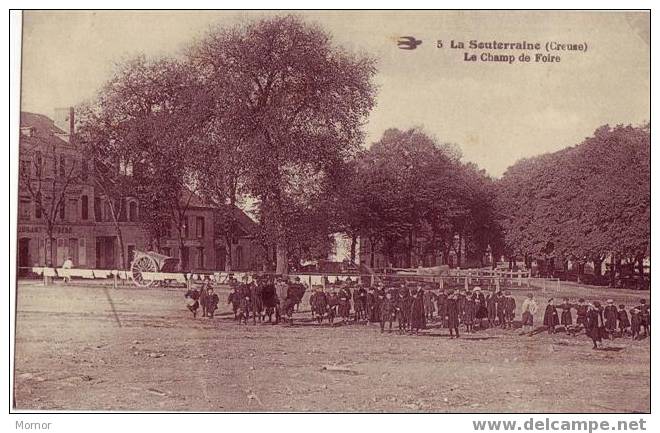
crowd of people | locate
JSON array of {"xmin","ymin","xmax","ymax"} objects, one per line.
[{"xmin": 183, "ymin": 275, "xmax": 650, "ymax": 350}]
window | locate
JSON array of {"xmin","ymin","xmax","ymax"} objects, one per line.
[
  {"xmin": 19, "ymin": 198, "xmax": 31, "ymax": 220},
  {"xmin": 196, "ymin": 216, "xmax": 205, "ymax": 238},
  {"xmin": 161, "ymin": 247, "xmax": 171, "ymax": 257},
  {"xmin": 128, "ymin": 201, "xmax": 138, "ymax": 222},
  {"xmin": 197, "ymin": 247, "xmax": 204, "ymax": 268},
  {"xmin": 216, "ymin": 247, "xmax": 226, "ymax": 270},
  {"xmin": 35, "ymin": 193, "xmax": 42, "ymax": 219},
  {"xmin": 183, "ymin": 216, "xmax": 190, "ymax": 238},
  {"xmin": 127, "ymin": 245, "xmax": 135, "ymax": 263},
  {"xmin": 35, "ymin": 151, "xmax": 42, "ymax": 178},
  {"xmin": 59, "ymin": 200, "xmax": 65, "ymax": 220},
  {"xmin": 20, "ymin": 160, "xmax": 31, "ymax": 179},
  {"xmin": 181, "ymin": 247, "xmax": 189, "ymax": 270},
  {"xmin": 68, "ymin": 199, "xmax": 78, "ymax": 222},
  {"xmin": 81, "ymin": 196, "xmax": 88, "ymax": 220},
  {"xmin": 103, "ymin": 201, "xmax": 112, "ymax": 222},
  {"xmin": 94, "ymin": 197, "xmax": 102, "ymax": 222},
  {"xmin": 81, "ymin": 159, "xmax": 88, "ymax": 181},
  {"xmin": 59, "ymin": 155, "xmax": 66, "ymax": 177}
]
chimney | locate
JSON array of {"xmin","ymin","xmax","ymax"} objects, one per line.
[{"xmin": 53, "ymin": 106, "xmax": 75, "ymax": 137}]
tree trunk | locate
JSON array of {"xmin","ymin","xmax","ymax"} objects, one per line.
[
  {"xmin": 224, "ymin": 236, "xmax": 233, "ymax": 272},
  {"xmin": 177, "ymin": 224, "xmax": 186, "ymax": 272},
  {"xmin": 407, "ymin": 230, "xmax": 413, "ymax": 268},
  {"xmin": 593, "ymin": 257, "xmax": 603, "ymax": 277},
  {"xmin": 116, "ymin": 229, "xmax": 126, "ymax": 270},
  {"xmin": 47, "ymin": 230, "xmax": 55, "ymax": 267},
  {"xmin": 275, "ymin": 239, "xmax": 288, "ymax": 275},
  {"xmin": 456, "ymin": 233, "xmax": 463, "ymax": 268},
  {"xmin": 369, "ymin": 238, "xmax": 376, "ymax": 268},
  {"xmin": 349, "ymin": 234, "xmax": 357, "ymax": 264}
]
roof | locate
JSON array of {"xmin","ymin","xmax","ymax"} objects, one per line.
[
  {"xmin": 20, "ymin": 112, "xmax": 69, "ymax": 146},
  {"xmin": 181, "ymin": 187, "xmax": 258, "ymax": 235}
]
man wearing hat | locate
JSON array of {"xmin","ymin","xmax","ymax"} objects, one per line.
[{"xmin": 603, "ymin": 299, "xmax": 618, "ymax": 339}]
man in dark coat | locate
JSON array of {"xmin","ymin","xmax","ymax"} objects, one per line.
[
  {"xmin": 617, "ymin": 304, "xmax": 630, "ymax": 337},
  {"xmin": 463, "ymin": 295, "xmax": 476, "ymax": 334},
  {"xmin": 559, "ymin": 297, "xmax": 573, "ymax": 333},
  {"xmin": 587, "ymin": 301, "xmax": 607, "ymax": 349},
  {"xmin": 496, "ymin": 291, "xmax": 506, "ymax": 328},
  {"xmin": 436, "ymin": 290, "xmax": 447, "ymax": 328},
  {"xmin": 474, "ymin": 288, "xmax": 488, "ymax": 328},
  {"xmin": 504, "ymin": 291, "xmax": 516, "ymax": 329},
  {"xmin": 261, "ymin": 278, "xmax": 278, "ymax": 323},
  {"xmin": 410, "ymin": 287, "xmax": 426, "ymax": 334},
  {"xmin": 199, "ymin": 283, "xmax": 210, "ymax": 318},
  {"xmin": 637, "ymin": 299, "xmax": 650, "ymax": 337},
  {"xmin": 249, "ymin": 281, "xmax": 263, "ymax": 324},
  {"xmin": 338, "ymin": 285, "xmax": 352, "ymax": 322},
  {"xmin": 486, "ymin": 290, "xmax": 498, "ymax": 327},
  {"xmin": 445, "ymin": 290, "xmax": 460, "ymax": 338},
  {"xmin": 366, "ymin": 288, "xmax": 378, "ymax": 323},
  {"xmin": 396, "ymin": 288, "xmax": 412, "ymax": 333},
  {"xmin": 630, "ymin": 307, "xmax": 641, "ymax": 340},
  {"xmin": 575, "ymin": 298, "xmax": 589, "ymax": 332},
  {"xmin": 543, "ymin": 298, "xmax": 560, "ymax": 334},
  {"xmin": 227, "ymin": 286, "xmax": 241, "ymax": 320},
  {"xmin": 310, "ymin": 288, "xmax": 329, "ymax": 324},
  {"xmin": 205, "ymin": 287, "xmax": 219, "ymax": 318},
  {"xmin": 380, "ymin": 292, "xmax": 396, "ymax": 333}
]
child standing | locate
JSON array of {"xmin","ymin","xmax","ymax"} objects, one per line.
[
  {"xmin": 617, "ymin": 304, "xmax": 630, "ymax": 337},
  {"xmin": 630, "ymin": 307, "xmax": 641, "ymax": 340},
  {"xmin": 575, "ymin": 298, "xmax": 589, "ymax": 332},
  {"xmin": 559, "ymin": 297, "xmax": 573, "ymax": 333},
  {"xmin": 446, "ymin": 290, "xmax": 460, "ymax": 338},
  {"xmin": 380, "ymin": 292, "xmax": 396, "ymax": 333},
  {"xmin": 587, "ymin": 302, "xmax": 606, "ymax": 349},
  {"xmin": 520, "ymin": 293, "xmax": 538, "ymax": 334},
  {"xmin": 543, "ymin": 298, "xmax": 559, "ymax": 334},
  {"xmin": 604, "ymin": 299, "xmax": 618, "ymax": 339},
  {"xmin": 504, "ymin": 291, "xmax": 516, "ymax": 329}
]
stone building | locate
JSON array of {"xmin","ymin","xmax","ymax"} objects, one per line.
[{"xmin": 17, "ymin": 110, "xmax": 259, "ymax": 274}]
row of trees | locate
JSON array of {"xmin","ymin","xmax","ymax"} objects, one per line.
[
  {"xmin": 497, "ymin": 124, "xmax": 650, "ymax": 280},
  {"xmin": 70, "ymin": 14, "xmax": 648, "ymax": 277},
  {"xmin": 333, "ymin": 128, "xmax": 502, "ymax": 269}
]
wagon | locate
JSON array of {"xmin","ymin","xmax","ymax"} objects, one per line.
[{"xmin": 130, "ymin": 250, "xmax": 180, "ymax": 288}]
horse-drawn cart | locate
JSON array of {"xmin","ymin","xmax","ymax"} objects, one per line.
[{"xmin": 130, "ymin": 250, "xmax": 180, "ymax": 287}]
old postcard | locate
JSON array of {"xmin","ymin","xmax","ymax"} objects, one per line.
[{"xmin": 12, "ymin": 10, "xmax": 650, "ymax": 415}]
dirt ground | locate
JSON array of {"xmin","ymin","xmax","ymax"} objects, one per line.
[{"xmin": 13, "ymin": 279, "xmax": 650, "ymax": 413}]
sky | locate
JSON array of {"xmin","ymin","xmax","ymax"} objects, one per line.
[{"xmin": 20, "ymin": 10, "xmax": 649, "ymax": 177}]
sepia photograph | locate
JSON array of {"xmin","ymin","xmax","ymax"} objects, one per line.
[{"xmin": 10, "ymin": 9, "xmax": 650, "ymax": 415}]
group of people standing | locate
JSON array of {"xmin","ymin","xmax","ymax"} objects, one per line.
[
  {"xmin": 539, "ymin": 295, "xmax": 651, "ymax": 349},
  {"xmin": 182, "ymin": 276, "xmax": 650, "ymax": 350},
  {"xmin": 309, "ymin": 283, "xmax": 517, "ymax": 337}
]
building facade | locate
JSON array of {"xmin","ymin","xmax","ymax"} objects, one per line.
[{"xmin": 17, "ymin": 110, "xmax": 259, "ymax": 273}]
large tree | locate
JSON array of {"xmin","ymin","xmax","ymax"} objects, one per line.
[
  {"xmin": 77, "ymin": 56, "xmax": 211, "ymax": 269},
  {"xmin": 188, "ymin": 15, "xmax": 377, "ymax": 274}
]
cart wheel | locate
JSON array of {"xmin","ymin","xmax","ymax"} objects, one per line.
[{"xmin": 131, "ymin": 255, "xmax": 157, "ymax": 288}]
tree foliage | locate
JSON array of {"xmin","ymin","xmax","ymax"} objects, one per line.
[{"xmin": 496, "ymin": 124, "xmax": 650, "ymax": 272}]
